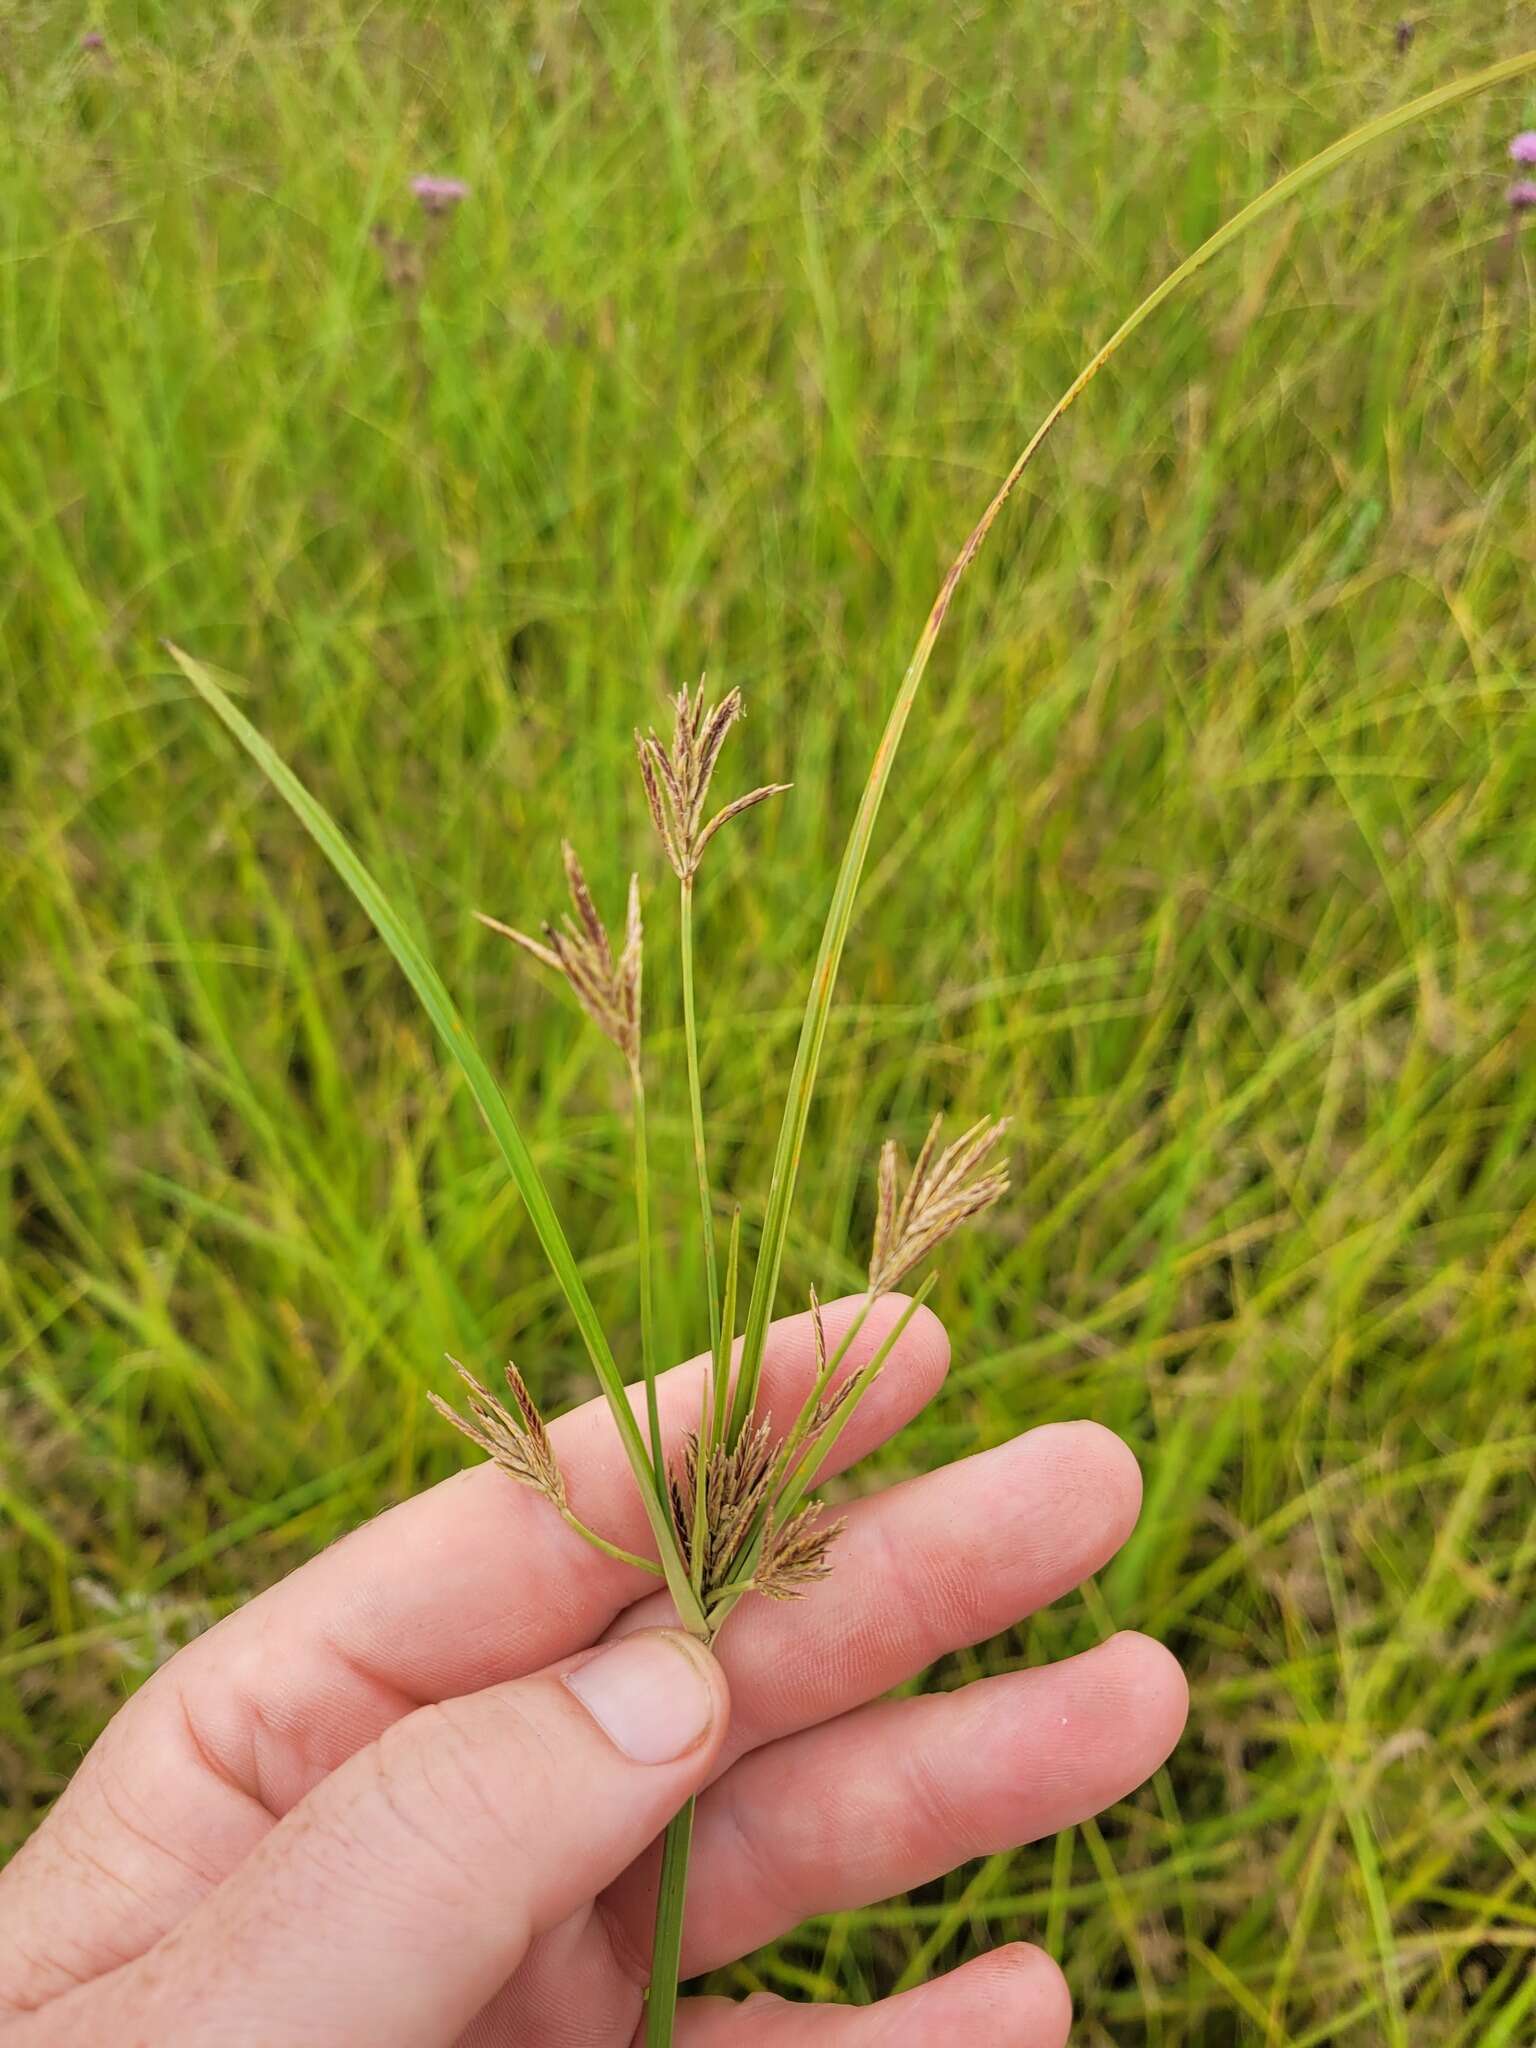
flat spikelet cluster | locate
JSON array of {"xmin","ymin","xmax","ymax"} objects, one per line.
[
  {"xmin": 755, "ymin": 1500, "xmax": 844, "ymax": 1600},
  {"xmin": 636, "ymin": 679, "xmax": 789, "ymax": 880},
  {"xmin": 422, "ymin": 671, "xmax": 1010, "ymax": 2048},
  {"xmin": 442, "ymin": 677, "xmax": 1010, "ymax": 1638},
  {"xmin": 478, "ymin": 842, "xmax": 642, "ymax": 1070},
  {"xmin": 870, "ymin": 1114, "xmax": 1011, "ymax": 1294},
  {"xmin": 670, "ymin": 1418, "xmax": 778, "ymax": 1596},
  {"xmin": 669, "ymin": 1410, "xmax": 845, "ymax": 1604},
  {"xmin": 429, "ymin": 1358, "xmax": 566, "ymax": 1509}
]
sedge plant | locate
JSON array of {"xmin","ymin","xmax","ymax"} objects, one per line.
[{"xmin": 164, "ymin": 44, "xmax": 1535, "ymax": 2045}]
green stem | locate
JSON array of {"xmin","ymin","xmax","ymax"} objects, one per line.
[
  {"xmin": 560, "ymin": 1509, "xmax": 663, "ymax": 1575},
  {"xmin": 762, "ymin": 1293, "xmax": 875, "ymax": 1497},
  {"xmin": 680, "ymin": 878, "xmax": 721, "ymax": 1359},
  {"xmin": 776, "ymin": 1285, "xmax": 933, "ymax": 1521},
  {"xmin": 725, "ymin": 44, "xmax": 1536, "ymax": 1444},
  {"xmin": 166, "ymin": 646, "xmax": 701, "ymax": 1622},
  {"xmin": 630, "ymin": 1063, "xmax": 666, "ymax": 1499},
  {"xmin": 645, "ymin": 1796, "xmax": 697, "ymax": 2048},
  {"xmin": 710, "ymin": 1206, "xmax": 742, "ymax": 1453}
]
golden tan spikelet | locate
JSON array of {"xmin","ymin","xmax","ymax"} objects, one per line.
[
  {"xmin": 670, "ymin": 1415, "xmax": 779, "ymax": 1596},
  {"xmin": 636, "ymin": 678, "xmax": 789, "ymax": 880},
  {"xmin": 799, "ymin": 1285, "xmax": 860, "ymax": 1435},
  {"xmin": 755, "ymin": 1500, "xmax": 844, "ymax": 1600},
  {"xmin": 429, "ymin": 1357, "xmax": 566, "ymax": 1509},
  {"xmin": 868, "ymin": 1114, "xmax": 1011, "ymax": 1294},
  {"xmin": 478, "ymin": 841, "xmax": 642, "ymax": 1068}
]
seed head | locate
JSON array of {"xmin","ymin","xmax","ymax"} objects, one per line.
[
  {"xmin": 670, "ymin": 1416, "xmax": 778, "ymax": 1596},
  {"xmin": 429, "ymin": 1357, "xmax": 565, "ymax": 1508},
  {"xmin": 868, "ymin": 1113, "xmax": 1011, "ymax": 1294},
  {"xmin": 636, "ymin": 678, "xmax": 790, "ymax": 880},
  {"xmin": 755, "ymin": 1500, "xmax": 844, "ymax": 1600},
  {"xmin": 479, "ymin": 842, "xmax": 643, "ymax": 1068},
  {"xmin": 797, "ymin": 1285, "xmax": 856, "ymax": 1434}
]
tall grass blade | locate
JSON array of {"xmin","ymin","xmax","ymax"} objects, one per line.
[
  {"xmin": 729, "ymin": 46, "xmax": 1536, "ymax": 1435},
  {"xmin": 164, "ymin": 643, "xmax": 706, "ymax": 1631}
]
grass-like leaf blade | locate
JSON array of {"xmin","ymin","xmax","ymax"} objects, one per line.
[
  {"xmin": 729, "ymin": 45, "xmax": 1536, "ymax": 1434},
  {"xmin": 164, "ymin": 643, "xmax": 705, "ymax": 1629}
]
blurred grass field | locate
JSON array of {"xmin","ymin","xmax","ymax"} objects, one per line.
[{"xmin": 4, "ymin": 2, "xmax": 1536, "ymax": 2040}]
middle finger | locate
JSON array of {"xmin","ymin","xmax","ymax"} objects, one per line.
[{"xmin": 617, "ymin": 1418, "xmax": 1144, "ymax": 1778}]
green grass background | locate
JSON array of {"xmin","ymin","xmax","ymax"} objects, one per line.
[{"xmin": 4, "ymin": 3, "xmax": 1535, "ymax": 2041}]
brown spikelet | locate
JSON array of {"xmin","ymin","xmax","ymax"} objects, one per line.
[
  {"xmin": 636, "ymin": 676, "xmax": 790, "ymax": 879},
  {"xmin": 868, "ymin": 1114, "xmax": 1011, "ymax": 1293},
  {"xmin": 756, "ymin": 1501, "xmax": 844, "ymax": 1600},
  {"xmin": 670, "ymin": 1416, "xmax": 778, "ymax": 1596},
  {"xmin": 811, "ymin": 1360, "xmax": 865, "ymax": 1436},
  {"xmin": 798, "ymin": 1282, "xmax": 855, "ymax": 1434},
  {"xmin": 478, "ymin": 842, "xmax": 642, "ymax": 1067},
  {"xmin": 429, "ymin": 1357, "xmax": 566, "ymax": 1509}
]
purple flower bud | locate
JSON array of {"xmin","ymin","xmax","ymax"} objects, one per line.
[
  {"xmin": 1393, "ymin": 19, "xmax": 1414, "ymax": 53},
  {"xmin": 81, "ymin": 29, "xmax": 105, "ymax": 48},
  {"xmin": 410, "ymin": 174, "xmax": 470, "ymax": 216},
  {"xmin": 1508, "ymin": 179, "xmax": 1536, "ymax": 212},
  {"xmin": 1509, "ymin": 133, "xmax": 1536, "ymax": 166}
]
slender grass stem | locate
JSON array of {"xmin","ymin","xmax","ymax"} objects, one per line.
[
  {"xmin": 688, "ymin": 1459, "xmax": 709, "ymax": 1602},
  {"xmin": 775, "ymin": 1285, "xmax": 934, "ymax": 1521},
  {"xmin": 560, "ymin": 1511, "xmax": 663, "ymax": 1575},
  {"xmin": 645, "ymin": 1797, "xmax": 697, "ymax": 2048},
  {"xmin": 630, "ymin": 1063, "xmax": 666, "ymax": 1498},
  {"xmin": 679, "ymin": 878, "xmax": 721, "ymax": 1359},
  {"xmin": 764, "ymin": 1293, "xmax": 875, "ymax": 1494},
  {"xmin": 779, "ymin": 1283, "xmax": 931, "ymax": 1516},
  {"xmin": 710, "ymin": 1208, "xmax": 742, "ymax": 1454},
  {"xmin": 167, "ymin": 648, "xmax": 709, "ymax": 1638},
  {"xmin": 725, "ymin": 45, "xmax": 1536, "ymax": 1444}
]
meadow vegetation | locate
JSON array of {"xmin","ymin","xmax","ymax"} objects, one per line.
[{"xmin": 3, "ymin": 4, "xmax": 1534, "ymax": 2041}]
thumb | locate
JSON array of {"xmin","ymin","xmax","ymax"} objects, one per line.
[{"xmin": 97, "ymin": 1629, "xmax": 728, "ymax": 2048}]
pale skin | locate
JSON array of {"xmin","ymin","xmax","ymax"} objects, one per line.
[{"xmin": 0, "ymin": 1295, "xmax": 1188, "ymax": 2045}]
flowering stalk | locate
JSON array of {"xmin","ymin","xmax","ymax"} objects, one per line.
[
  {"xmin": 645, "ymin": 1802, "xmax": 696, "ymax": 2048},
  {"xmin": 678, "ymin": 877, "xmax": 719, "ymax": 1358},
  {"xmin": 629, "ymin": 1057, "xmax": 664, "ymax": 1494},
  {"xmin": 476, "ymin": 849, "xmax": 699, "ymax": 1591},
  {"xmin": 711, "ymin": 1207, "xmax": 742, "ymax": 1452},
  {"xmin": 637, "ymin": 680, "xmax": 788, "ymax": 1446},
  {"xmin": 167, "ymin": 51, "xmax": 1536, "ymax": 2048},
  {"xmin": 430, "ymin": 1359, "xmax": 662, "ymax": 1574}
]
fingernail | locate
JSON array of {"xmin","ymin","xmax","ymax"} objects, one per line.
[{"xmin": 563, "ymin": 1630, "xmax": 717, "ymax": 1763}]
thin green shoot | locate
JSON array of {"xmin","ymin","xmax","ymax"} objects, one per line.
[
  {"xmin": 679, "ymin": 877, "xmax": 721, "ymax": 1358},
  {"xmin": 164, "ymin": 645, "xmax": 709, "ymax": 1640},
  {"xmin": 726, "ymin": 45, "xmax": 1536, "ymax": 1444},
  {"xmin": 629, "ymin": 1062, "xmax": 666, "ymax": 1499}
]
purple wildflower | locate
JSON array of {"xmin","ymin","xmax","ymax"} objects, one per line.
[
  {"xmin": 1508, "ymin": 180, "xmax": 1536, "ymax": 213},
  {"xmin": 410, "ymin": 174, "xmax": 470, "ymax": 216},
  {"xmin": 81, "ymin": 29, "xmax": 105, "ymax": 49},
  {"xmin": 1509, "ymin": 133, "xmax": 1536, "ymax": 166}
]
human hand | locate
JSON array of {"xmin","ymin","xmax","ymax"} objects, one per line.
[{"xmin": 0, "ymin": 1296, "xmax": 1187, "ymax": 2045}]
